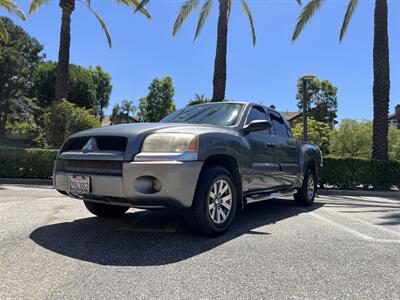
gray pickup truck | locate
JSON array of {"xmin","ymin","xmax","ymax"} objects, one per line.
[{"xmin": 54, "ymin": 102, "xmax": 322, "ymax": 236}]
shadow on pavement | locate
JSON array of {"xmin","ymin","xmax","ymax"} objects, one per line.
[{"xmin": 30, "ymin": 199, "xmax": 322, "ymax": 266}]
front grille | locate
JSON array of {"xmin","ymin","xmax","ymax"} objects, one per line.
[
  {"xmin": 61, "ymin": 136, "xmax": 128, "ymax": 152},
  {"xmin": 59, "ymin": 160, "xmax": 123, "ymax": 175}
]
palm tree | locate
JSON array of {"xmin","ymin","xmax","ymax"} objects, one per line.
[
  {"xmin": 0, "ymin": 0, "xmax": 26, "ymax": 43},
  {"xmin": 292, "ymin": 0, "xmax": 390, "ymax": 161},
  {"xmin": 29, "ymin": 0, "xmax": 151, "ymax": 101},
  {"xmin": 172, "ymin": 0, "xmax": 256, "ymax": 102}
]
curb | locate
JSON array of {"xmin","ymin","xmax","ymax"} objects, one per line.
[
  {"xmin": 318, "ymin": 189, "xmax": 400, "ymax": 199},
  {"xmin": 0, "ymin": 178, "xmax": 53, "ymax": 186}
]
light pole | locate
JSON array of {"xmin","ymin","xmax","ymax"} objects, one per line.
[{"xmin": 302, "ymin": 75, "xmax": 315, "ymax": 142}]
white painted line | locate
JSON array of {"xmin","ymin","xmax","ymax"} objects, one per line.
[
  {"xmin": 324, "ymin": 208, "xmax": 400, "ymax": 239},
  {"xmin": 309, "ymin": 212, "xmax": 375, "ymax": 241},
  {"xmin": 309, "ymin": 212, "xmax": 400, "ymax": 243}
]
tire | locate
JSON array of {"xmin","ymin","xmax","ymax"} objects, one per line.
[
  {"xmin": 83, "ymin": 200, "xmax": 129, "ymax": 218},
  {"xmin": 185, "ymin": 166, "xmax": 238, "ymax": 237},
  {"xmin": 294, "ymin": 168, "xmax": 316, "ymax": 207}
]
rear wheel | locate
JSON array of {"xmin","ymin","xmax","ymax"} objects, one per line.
[
  {"xmin": 185, "ymin": 166, "xmax": 238, "ymax": 236},
  {"xmin": 294, "ymin": 168, "xmax": 316, "ymax": 207},
  {"xmin": 84, "ymin": 201, "xmax": 129, "ymax": 217}
]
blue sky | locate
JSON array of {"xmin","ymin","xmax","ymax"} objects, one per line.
[{"xmin": 3, "ymin": 0, "xmax": 400, "ymax": 120}]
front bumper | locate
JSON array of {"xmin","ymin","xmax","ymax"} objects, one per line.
[{"xmin": 54, "ymin": 160, "xmax": 203, "ymax": 209}]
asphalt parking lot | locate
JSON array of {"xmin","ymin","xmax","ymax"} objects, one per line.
[{"xmin": 1, "ymin": 185, "xmax": 399, "ymax": 299}]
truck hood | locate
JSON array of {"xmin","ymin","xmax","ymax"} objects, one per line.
[{"xmin": 61, "ymin": 122, "xmax": 236, "ymax": 160}]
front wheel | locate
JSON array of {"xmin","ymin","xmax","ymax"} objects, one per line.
[
  {"xmin": 294, "ymin": 168, "xmax": 316, "ymax": 207},
  {"xmin": 185, "ymin": 166, "xmax": 238, "ymax": 237},
  {"xmin": 84, "ymin": 200, "xmax": 129, "ymax": 217}
]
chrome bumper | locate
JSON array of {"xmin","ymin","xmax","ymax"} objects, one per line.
[{"xmin": 54, "ymin": 160, "xmax": 203, "ymax": 209}]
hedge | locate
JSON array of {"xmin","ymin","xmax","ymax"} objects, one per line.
[
  {"xmin": 322, "ymin": 157, "xmax": 400, "ymax": 190},
  {"xmin": 0, "ymin": 148, "xmax": 58, "ymax": 179},
  {"xmin": 0, "ymin": 149, "xmax": 399, "ymax": 190}
]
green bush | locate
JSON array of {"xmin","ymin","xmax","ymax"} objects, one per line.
[
  {"xmin": 322, "ymin": 157, "xmax": 400, "ymax": 190},
  {"xmin": 0, "ymin": 148, "xmax": 57, "ymax": 178},
  {"xmin": 43, "ymin": 100, "xmax": 98, "ymax": 148}
]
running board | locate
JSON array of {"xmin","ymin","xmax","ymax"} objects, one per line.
[{"xmin": 245, "ymin": 189, "xmax": 297, "ymax": 205}]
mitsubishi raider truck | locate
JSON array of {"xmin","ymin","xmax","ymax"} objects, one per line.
[{"xmin": 54, "ymin": 102, "xmax": 322, "ymax": 236}]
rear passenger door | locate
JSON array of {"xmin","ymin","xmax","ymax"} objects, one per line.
[
  {"xmin": 244, "ymin": 106, "xmax": 281, "ymax": 191},
  {"xmin": 268, "ymin": 111, "xmax": 299, "ymax": 186}
]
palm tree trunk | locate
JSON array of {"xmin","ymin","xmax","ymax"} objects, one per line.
[
  {"xmin": 55, "ymin": 0, "xmax": 75, "ymax": 101},
  {"xmin": 371, "ymin": 0, "xmax": 390, "ymax": 160},
  {"xmin": 211, "ymin": 0, "xmax": 228, "ymax": 102}
]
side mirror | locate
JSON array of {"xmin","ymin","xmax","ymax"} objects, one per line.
[{"xmin": 243, "ymin": 120, "xmax": 272, "ymax": 132}]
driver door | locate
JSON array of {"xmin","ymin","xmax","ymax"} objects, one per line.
[{"xmin": 244, "ymin": 106, "xmax": 281, "ymax": 191}]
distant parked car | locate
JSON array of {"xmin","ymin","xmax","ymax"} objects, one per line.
[{"xmin": 54, "ymin": 102, "xmax": 322, "ymax": 236}]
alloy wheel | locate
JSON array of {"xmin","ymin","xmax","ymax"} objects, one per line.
[
  {"xmin": 307, "ymin": 175, "xmax": 315, "ymax": 200},
  {"xmin": 208, "ymin": 179, "xmax": 232, "ymax": 224}
]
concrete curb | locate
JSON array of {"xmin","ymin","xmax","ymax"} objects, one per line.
[
  {"xmin": 0, "ymin": 178, "xmax": 53, "ymax": 186},
  {"xmin": 318, "ymin": 189, "xmax": 400, "ymax": 199}
]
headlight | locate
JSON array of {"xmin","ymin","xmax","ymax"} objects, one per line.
[{"xmin": 141, "ymin": 133, "xmax": 198, "ymax": 153}]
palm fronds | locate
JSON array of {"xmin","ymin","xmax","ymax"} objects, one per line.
[
  {"xmin": 194, "ymin": 0, "xmax": 212, "ymax": 41},
  {"xmin": 134, "ymin": 0, "xmax": 151, "ymax": 15},
  {"xmin": 0, "ymin": 18, "xmax": 9, "ymax": 43},
  {"xmin": 78, "ymin": 0, "xmax": 112, "ymax": 47},
  {"xmin": 1, "ymin": 0, "xmax": 26, "ymax": 20},
  {"xmin": 173, "ymin": 0, "xmax": 199, "ymax": 36},
  {"xmin": 1, "ymin": 0, "xmax": 26, "ymax": 43},
  {"xmin": 29, "ymin": 0, "xmax": 51, "ymax": 14},
  {"xmin": 292, "ymin": 0, "xmax": 324, "ymax": 41},
  {"xmin": 124, "ymin": 0, "xmax": 151, "ymax": 19},
  {"xmin": 340, "ymin": 0, "xmax": 358, "ymax": 41},
  {"xmin": 240, "ymin": 0, "xmax": 256, "ymax": 46}
]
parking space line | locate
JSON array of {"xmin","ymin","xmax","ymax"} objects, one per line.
[
  {"xmin": 325, "ymin": 208, "xmax": 400, "ymax": 238},
  {"xmin": 309, "ymin": 212, "xmax": 374, "ymax": 241}
]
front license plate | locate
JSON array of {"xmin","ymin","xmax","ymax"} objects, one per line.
[{"xmin": 69, "ymin": 175, "xmax": 90, "ymax": 195}]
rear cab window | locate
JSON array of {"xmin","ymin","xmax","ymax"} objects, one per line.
[{"xmin": 268, "ymin": 110, "xmax": 293, "ymax": 138}]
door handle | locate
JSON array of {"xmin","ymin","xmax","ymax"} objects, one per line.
[{"xmin": 266, "ymin": 143, "xmax": 276, "ymax": 148}]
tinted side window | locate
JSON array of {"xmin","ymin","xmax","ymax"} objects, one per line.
[
  {"xmin": 246, "ymin": 107, "xmax": 267, "ymax": 124},
  {"xmin": 270, "ymin": 112, "xmax": 289, "ymax": 138},
  {"xmin": 246, "ymin": 107, "xmax": 271, "ymax": 134},
  {"xmin": 286, "ymin": 125, "xmax": 293, "ymax": 138}
]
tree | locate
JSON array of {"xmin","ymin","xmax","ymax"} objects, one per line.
[
  {"xmin": 43, "ymin": 100, "xmax": 98, "ymax": 148},
  {"xmin": 330, "ymin": 119, "xmax": 400, "ymax": 161},
  {"xmin": 187, "ymin": 94, "xmax": 211, "ymax": 106},
  {"xmin": 29, "ymin": 0, "xmax": 151, "ymax": 101},
  {"xmin": 138, "ymin": 76, "xmax": 176, "ymax": 122},
  {"xmin": 172, "ymin": 0, "xmax": 258, "ymax": 101},
  {"xmin": 32, "ymin": 61, "xmax": 96, "ymax": 109},
  {"xmin": 292, "ymin": 0, "xmax": 391, "ymax": 160},
  {"xmin": 292, "ymin": 117, "xmax": 332, "ymax": 154},
  {"xmin": 388, "ymin": 128, "xmax": 400, "ymax": 161},
  {"xmin": 89, "ymin": 65, "xmax": 112, "ymax": 124},
  {"xmin": 329, "ymin": 119, "xmax": 372, "ymax": 159},
  {"xmin": 296, "ymin": 76, "xmax": 338, "ymax": 127},
  {"xmin": 0, "ymin": 0, "xmax": 26, "ymax": 43},
  {"xmin": 110, "ymin": 100, "xmax": 136, "ymax": 125},
  {"xmin": 0, "ymin": 17, "xmax": 43, "ymax": 137}
]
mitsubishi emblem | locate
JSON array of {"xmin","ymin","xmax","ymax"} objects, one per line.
[{"xmin": 82, "ymin": 137, "xmax": 98, "ymax": 153}]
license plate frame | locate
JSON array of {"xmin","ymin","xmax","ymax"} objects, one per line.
[{"xmin": 69, "ymin": 175, "xmax": 90, "ymax": 195}]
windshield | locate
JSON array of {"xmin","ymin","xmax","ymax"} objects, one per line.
[{"xmin": 160, "ymin": 103, "xmax": 244, "ymax": 126}]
